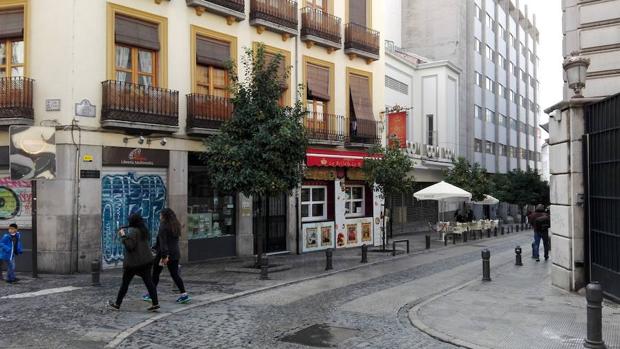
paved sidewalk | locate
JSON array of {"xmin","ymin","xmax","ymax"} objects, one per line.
[{"xmin": 410, "ymin": 246, "xmax": 620, "ymax": 349}]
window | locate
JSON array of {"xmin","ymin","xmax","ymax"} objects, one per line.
[
  {"xmin": 497, "ymin": 54, "xmax": 506, "ymax": 69},
  {"xmin": 0, "ymin": 9, "xmax": 25, "ymax": 78},
  {"xmin": 520, "ymin": 95, "xmax": 527, "ymax": 108},
  {"xmin": 348, "ymin": 0, "xmax": 368, "ymax": 26},
  {"xmin": 474, "ymin": 39, "xmax": 481, "ymax": 54},
  {"xmin": 509, "ymin": 33, "xmax": 515, "ymax": 47},
  {"xmin": 499, "ymin": 114, "xmax": 507, "ymax": 127},
  {"xmin": 510, "ymin": 118, "xmax": 517, "ymax": 130},
  {"xmin": 510, "ymin": 90, "xmax": 516, "ymax": 103},
  {"xmin": 307, "ymin": 62, "xmax": 331, "ymax": 115},
  {"xmin": 264, "ymin": 50, "xmax": 289, "ymax": 105},
  {"xmin": 485, "ymin": 108, "xmax": 494, "ymax": 123},
  {"xmin": 301, "ymin": 186, "xmax": 327, "ymax": 221},
  {"xmin": 521, "ymin": 70, "xmax": 527, "ymax": 83},
  {"xmin": 348, "ymin": 72, "xmax": 374, "ymax": 136},
  {"xmin": 530, "ymin": 76, "xmax": 536, "ymax": 88},
  {"xmin": 475, "ymin": 139, "xmax": 483, "ymax": 152},
  {"xmin": 485, "ymin": 76, "xmax": 494, "ymax": 92},
  {"xmin": 498, "ymin": 24, "xmax": 506, "ymax": 39},
  {"xmin": 475, "ymin": 71, "xmax": 482, "ymax": 87},
  {"xmin": 385, "ymin": 76, "xmax": 408, "ymax": 95},
  {"xmin": 486, "ymin": 45, "xmax": 494, "ymax": 60},
  {"xmin": 499, "ymin": 144, "xmax": 507, "ymax": 156},
  {"xmin": 530, "ymin": 51, "xmax": 535, "ymax": 63},
  {"xmin": 196, "ymin": 36, "xmax": 231, "ymax": 97},
  {"xmin": 498, "ymin": 83, "xmax": 505, "ymax": 98},
  {"xmin": 485, "ymin": 141, "xmax": 495, "ymax": 154},
  {"xmin": 306, "ymin": 0, "xmax": 328, "ymax": 11},
  {"xmin": 475, "ymin": 5, "xmax": 482, "ymax": 20},
  {"xmin": 513, "ymin": 63, "xmax": 519, "ymax": 77},
  {"xmin": 486, "ymin": 14, "xmax": 494, "ymax": 31},
  {"xmin": 521, "ymin": 43, "xmax": 527, "ymax": 57},
  {"xmin": 427, "ymin": 114, "xmax": 434, "ymax": 145},
  {"xmin": 114, "ymin": 15, "xmax": 160, "ymax": 87},
  {"xmin": 509, "ymin": 146, "xmax": 516, "ymax": 158},
  {"xmin": 475, "ymin": 104, "xmax": 482, "ymax": 119},
  {"xmin": 519, "ymin": 121, "xmax": 527, "ymax": 132},
  {"xmin": 345, "ymin": 185, "xmax": 365, "ymax": 217}
]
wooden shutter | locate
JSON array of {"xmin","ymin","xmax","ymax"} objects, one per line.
[
  {"xmin": 306, "ymin": 63, "xmax": 330, "ymax": 101},
  {"xmin": 264, "ymin": 52, "xmax": 288, "ymax": 89},
  {"xmin": 196, "ymin": 36, "xmax": 230, "ymax": 69},
  {"xmin": 0, "ymin": 9, "xmax": 23, "ymax": 40},
  {"xmin": 348, "ymin": 0, "xmax": 366, "ymax": 26},
  {"xmin": 349, "ymin": 74, "xmax": 373, "ymax": 121},
  {"xmin": 115, "ymin": 15, "xmax": 160, "ymax": 51}
]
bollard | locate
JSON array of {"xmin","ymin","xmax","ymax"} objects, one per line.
[
  {"xmin": 487, "ymin": 229, "xmax": 491, "ymax": 238},
  {"xmin": 452, "ymin": 234, "xmax": 456, "ymax": 244},
  {"xmin": 501, "ymin": 226, "xmax": 505, "ymax": 235},
  {"xmin": 444, "ymin": 235, "xmax": 448, "ymax": 246},
  {"xmin": 260, "ymin": 253, "xmax": 269, "ymax": 280},
  {"xmin": 325, "ymin": 248, "xmax": 333, "ymax": 271},
  {"xmin": 584, "ymin": 282, "xmax": 606, "ymax": 349},
  {"xmin": 91, "ymin": 259, "xmax": 101, "ymax": 287},
  {"xmin": 494, "ymin": 227, "xmax": 498, "ymax": 237},
  {"xmin": 515, "ymin": 246, "xmax": 523, "ymax": 266},
  {"xmin": 361, "ymin": 244, "xmax": 368, "ymax": 263},
  {"xmin": 464, "ymin": 232, "xmax": 468, "ymax": 242},
  {"xmin": 425, "ymin": 235, "xmax": 431, "ymax": 250},
  {"xmin": 481, "ymin": 249, "xmax": 491, "ymax": 281}
]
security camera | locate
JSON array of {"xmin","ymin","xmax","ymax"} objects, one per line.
[
  {"xmin": 138, "ymin": 136, "xmax": 145, "ymax": 144},
  {"xmin": 160, "ymin": 138, "xmax": 167, "ymax": 146}
]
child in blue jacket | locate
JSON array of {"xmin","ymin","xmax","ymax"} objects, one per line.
[{"xmin": 1, "ymin": 223, "xmax": 23, "ymax": 283}]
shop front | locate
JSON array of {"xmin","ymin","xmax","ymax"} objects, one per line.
[{"xmin": 300, "ymin": 148, "xmax": 383, "ymax": 253}]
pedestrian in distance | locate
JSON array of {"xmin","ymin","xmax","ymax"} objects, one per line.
[
  {"xmin": 108, "ymin": 213, "xmax": 160, "ymax": 312},
  {"xmin": 534, "ymin": 212, "xmax": 551, "ymax": 261},
  {"xmin": 143, "ymin": 208, "xmax": 190, "ymax": 304},
  {"xmin": 527, "ymin": 204, "xmax": 547, "ymax": 262},
  {"xmin": 0, "ymin": 223, "xmax": 23, "ymax": 283}
]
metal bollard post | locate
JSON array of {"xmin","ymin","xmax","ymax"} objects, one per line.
[
  {"xmin": 481, "ymin": 249, "xmax": 491, "ymax": 281},
  {"xmin": 425, "ymin": 235, "xmax": 431, "ymax": 250},
  {"xmin": 325, "ymin": 248, "xmax": 333, "ymax": 271},
  {"xmin": 464, "ymin": 231, "xmax": 468, "ymax": 242},
  {"xmin": 91, "ymin": 259, "xmax": 101, "ymax": 287},
  {"xmin": 260, "ymin": 253, "xmax": 269, "ymax": 280},
  {"xmin": 515, "ymin": 246, "xmax": 523, "ymax": 266},
  {"xmin": 494, "ymin": 227, "xmax": 498, "ymax": 237},
  {"xmin": 517, "ymin": 224, "xmax": 520, "ymax": 232},
  {"xmin": 361, "ymin": 244, "xmax": 368, "ymax": 263},
  {"xmin": 452, "ymin": 234, "xmax": 456, "ymax": 244},
  {"xmin": 584, "ymin": 282, "xmax": 606, "ymax": 349},
  {"xmin": 487, "ymin": 229, "xmax": 491, "ymax": 238},
  {"xmin": 444, "ymin": 235, "xmax": 448, "ymax": 246},
  {"xmin": 501, "ymin": 226, "xmax": 505, "ymax": 235}
]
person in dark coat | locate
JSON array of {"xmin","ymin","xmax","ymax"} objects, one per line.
[
  {"xmin": 145, "ymin": 208, "xmax": 190, "ymax": 304},
  {"xmin": 527, "ymin": 204, "xmax": 547, "ymax": 261},
  {"xmin": 109, "ymin": 213, "xmax": 159, "ymax": 311}
]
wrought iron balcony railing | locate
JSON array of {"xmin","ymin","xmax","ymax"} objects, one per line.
[
  {"xmin": 250, "ymin": 0, "xmax": 298, "ymax": 38},
  {"xmin": 301, "ymin": 7, "xmax": 341, "ymax": 50},
  {"xmin": 0, "ymin": 77, "xmax": 34, "ymax": 124},
  {"xmin": 348, "ymin": 118, "xmax": 380, "ymax": 145},
  {"xmin": 187, "ymin": 94, "xmax": 233, "ymax": 133},
  {"xmin": 344, "ymin": 23, "xmax": 380, "ymax": 61},
  {"xmin": 304, "ymin": 111, "xmax": 346, "ymax": 142},
  {"xmin": 186, "ymin": 0, "xmax": 246, "ymax": 23}
]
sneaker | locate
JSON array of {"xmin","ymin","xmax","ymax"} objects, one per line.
[
  {"xmin": 544, "ymin": 256, "xmax": 549, "ymax": 261},
  {"xmin": 536, "ymin": 258, "xmax": 540, "ymax": 262},
  {"xmin": 147, "ymin": 304, "xmax": 160, "ymax": 312},
  {"xmin": 142, "ymin": 294, "xmax": 152, "ymax": 302},
  {"xmin": 176, "ymin": 294, "xmax": 191, "ymax": 304},
  {"xmin": 108, "ymin": 301, "xmax": 120, "ymax": 310}
]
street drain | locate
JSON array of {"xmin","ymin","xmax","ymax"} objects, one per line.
[{"xmin": 280, "ymin": 324, "xmax": 360, "ymax": 347}]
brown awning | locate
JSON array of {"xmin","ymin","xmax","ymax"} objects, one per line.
[
  {"xmin": 115, "ymin": 15, "xmax": 160, "ymax": 51},
  {"xmin": 196, "ymin": 36, "xmax": 230, "ymax": 69},
  {"xmin": 307, "ymin": 63, "xmax": 330, "ymax": 101},
  {"xmin": 264, "ymin": 51, "xmax": 288, "ymax": 89},
  {"xmin": 349, "ymin": 74, "xmax": 373, "ymax": 121},
  {"xmin": 0, "ymin": 9, "xmax": 24, "ymax": 40}
]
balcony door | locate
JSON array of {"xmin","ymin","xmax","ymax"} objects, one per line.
[
  {"xmin": 348, "ymin": 0, "xmax": 367, "ymax": 26},
  {"xmin": 306, "ymin": 0, "xmax": 327, "ymax": 11},
  {"xmin": 114, "ymin": 15, "xmax": 160, "ymax": 87},
  {"xmin": 0, "ymin": 9, "xmax": 24, "ymax": 78},
  {"xmin": 306, "ymin": 62, "xmax": 331, "ymax": 136}
]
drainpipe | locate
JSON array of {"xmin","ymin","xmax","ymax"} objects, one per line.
[{"xmin": 294, "ymin": 19, "xmax": 301, "ymax": 255}]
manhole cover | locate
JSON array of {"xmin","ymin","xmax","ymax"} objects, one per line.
[{"xmin": 280, "ymin": 324, "xmax": 360, "ymax": 348}]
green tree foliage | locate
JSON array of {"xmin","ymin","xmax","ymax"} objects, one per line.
[
  {"xmin": 443, "ymin": 157, "xmax": 489, "ymax": 202},
  {"xmin": 491, "ymin": 169, "xmax": 550, "ymax": 208}
]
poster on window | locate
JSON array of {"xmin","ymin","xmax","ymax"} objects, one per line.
[
  {"xmin": 302, "ymin": 221, "xmax": 334, "ymax": 252},
  {"xmin": 338, "ymin": 217, "xmax": 373, "ymax": 248},
  {"xmin": 0, "ymin": 178, "xmax": 32, "ymax": 229}
]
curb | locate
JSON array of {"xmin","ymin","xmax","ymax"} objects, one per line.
[{"xmin": 106, "ymin": 232, "xmax": 531, "ymax": 348}]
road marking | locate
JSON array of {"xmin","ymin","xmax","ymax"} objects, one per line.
[{"xmin": 1, "ymin": 286, "xmax": 83, "ymax": 299}]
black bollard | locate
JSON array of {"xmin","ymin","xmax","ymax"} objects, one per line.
[
  {"xmin": 494, "ymin": 227, "xmax": 498, "ymax": 237},
  {"xmin": 482, "ymin": 249, "xmax": 491, "ymax": 281},
  {"xmin": 515, "ymin": 246, "xmax": 523, "ymax": 266},
  {"xmin": 425, "ymin": 235, "xmax": 431, "ymax": 250},
  {"xmin": 260, "ymin": 253, "xmax": 269, "ymax": 280},
  {"xmin": 91, "ymin": 259, "xmax": 101, "ymax": 287},
  {"xmin": 501, "ymin": 226, "xmax": 505, "ymax": 235},
  {"xmin": 517, "ymin": 224, "xmax": 520, "ymax": 232},
  {"xmin": 584, "ymin": 282, "xmax": 606, "ymax": 349},
  {"xmin": 361, "ymin": 244, "xmax": 368, "ymax": 263},
  {"xmin": 325, "ymin": 248, "xmax": 333, "ymax": 271},
  {"xmin": 452, "ymin": 234, "xmax": 456, "ymax": 244},
  {"xmin": 444, "ymin": 234, "xmax": 448, "ymax": 246},
  {"xmin": 487, "ymin": 229, "xmax": 491, "ymax": 238},
  {"xmin": 464, "ymin": 232, "xmax": 468, "ymax": 242}
]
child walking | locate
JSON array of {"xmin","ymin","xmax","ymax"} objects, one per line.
[{"xmin": 1, "ymin": 223, "xmax": 23, "ymax": 283}]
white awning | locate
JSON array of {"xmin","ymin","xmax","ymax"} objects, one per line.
[
  {"xmin": 413, "ymin": 181, "xmax": 472, "ymax": 201},
  {"xmin": 474, "ymin": 194, "xmax": 500, "ymax": 205}
]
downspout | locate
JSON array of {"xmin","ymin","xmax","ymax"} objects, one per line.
[{"xmin": 294, "ymin": 22, "xmax": 301, "ymax": 255}]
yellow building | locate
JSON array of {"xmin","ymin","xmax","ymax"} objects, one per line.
[{"xmin": 0, "ymin": 0, "xmax": 384, "ymax": 273}]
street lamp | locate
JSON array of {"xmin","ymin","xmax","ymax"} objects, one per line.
[{"xmin": 563, "ymin": 51, "xmax": 590, "ymax": 98}]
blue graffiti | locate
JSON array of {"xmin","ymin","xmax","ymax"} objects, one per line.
[{"xmin": 101, "ymin": 173, "xmax": 167, "ymax": 267}]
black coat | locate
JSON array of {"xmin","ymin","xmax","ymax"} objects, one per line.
[
  {"xmin": 121, "ymin": 227, "xmax": 153, "ymax": 269},
  {"xmin": 154, "ymin": 222, "xmax": 181, "ymax": 261}
]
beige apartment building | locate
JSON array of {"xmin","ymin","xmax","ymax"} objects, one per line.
[{"xmin": 0, "ymin": 0, "xmax": 384, "ymax": 273}]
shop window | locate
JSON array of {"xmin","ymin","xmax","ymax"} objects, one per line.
[
  {"xmin": 0, "ymin": 9, "xmax": 25, "ymax": 77},
  {"xmin": 114, "ymin": 15, "xmax": 159, "ymax": 86},
  {"xmin": 301, "ymin": 185, "xmax": 327, "ymax": 221},
  {"xmin": 345, "ymin": 185, "xmax": 365, "ymax": 217}
]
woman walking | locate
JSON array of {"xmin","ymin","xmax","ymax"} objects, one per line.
[
  {"xmin": 109, "ymin": 213, "xmax": 159, "ymax": 311},
  {"xmin": 144, "ymin": 208, "xmax": 190, "ymax": 304}
]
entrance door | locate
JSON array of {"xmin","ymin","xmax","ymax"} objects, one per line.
[
  {"xmin": 585, "ymin": 94, "xmax": 620, "ymax": 301},
  {"xmin": 253, "ymin": 193, "xmax": 288, "ymax": 254}
]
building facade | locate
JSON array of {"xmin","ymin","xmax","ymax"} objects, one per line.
[
  {"xmin": 0, "ymin": 0, "xmax": 384, "ymax": 273},
  {"xmin": 398, "ymin": 0, "xmax": 542, "ymax": 174}
]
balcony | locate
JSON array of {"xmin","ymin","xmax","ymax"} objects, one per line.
[
  {"xmin": 348, "ymin": 118, "xmax": 380, "ymax": 146},
  {"xmin": 304, "ymin": 112, "xmax": 346, "ymax": 145},
  {"xmin": 101, "ymin": 80, "xmax": 179, "ymax": 134},
  {"xmin": 0, "ymin": 77, "xmax": 34, "ymax": 126},
  {"xmin": 250, "ymin": 0, "xmax": 298, "ymax": 40},
  {"xmin": 186, "ymin": 0, "xmax": 245, "ymax": 24},
  {"xmin": 301, "ymin": 7, "xmax": 341, "ymax": 52},
  {"xmin": 186, "ymin": 94, "xmax": 233, "ymax": 135},
  {"xmin": 344, "ymin": 23, "xmax": 380, "ymax": 63}
]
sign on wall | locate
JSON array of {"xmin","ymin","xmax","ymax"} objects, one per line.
[
  {"xmin": 9, "ymin": 126, "xmax": 56, "ymax": 180},
  {"xmin": 0, "ymin": 178, "xmax": 32, "ymax": 228},
  {"xmin": 102, "ymin": 147, "xmax": 169, "ymax": 167},
  {"xmin": 302, "ymin": 221, "xmax": 335, "ymax": 252},
  {"xmin": 387, "ymin": 111, "xmax": 407, "ymax": 147},
  {"xmin": 336, "ymin": 217, "xmax": 373, "ymax": 248}
]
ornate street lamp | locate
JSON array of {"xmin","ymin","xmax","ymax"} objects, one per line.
[{"xmin": 563, "ymin": 51, "xmax": 590, "ymax": 98}]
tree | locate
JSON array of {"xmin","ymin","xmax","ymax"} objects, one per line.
[
  {"xmin": 444, "ymin": 157, "xmax": 490, "ymax": 202},
  {"xmin": 203, "ymin": 44, "xmax": 307, "ymax": 262},
  {"xmin": 362, "ymin": 137, "xmax": 414, "ymax": 250},
  {"xmin": 491, "ymin": 169, "xmax": 550, "ymax": 221}
]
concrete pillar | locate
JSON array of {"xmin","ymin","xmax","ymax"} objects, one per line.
[
  {"xmin": 236, "ymin": 194, "xmax": 253, "ymax": 256},
  {"xmin": 168, "ymin": 151, "xmax": 188, "ymax": 263}
]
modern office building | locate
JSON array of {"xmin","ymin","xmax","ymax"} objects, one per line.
[{"xmin": 398, "ymin": 0, "xmax": 542, "ymax": 173}]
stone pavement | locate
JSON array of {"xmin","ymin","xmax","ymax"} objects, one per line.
[{"xmin": 410, "ymin": 245, "xmax": 620, "ymax": 349}]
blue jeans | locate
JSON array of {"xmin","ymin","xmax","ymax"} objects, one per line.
[
  {"xmin": 532, "ymin": 232, "xmax": 550, "ymax": 259},
  {"xmin": 5, "ymin": 258, "xmax": 16, "ymax": 281}
]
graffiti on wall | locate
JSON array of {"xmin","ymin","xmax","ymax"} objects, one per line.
[
  {"xmin": 0, "ymin": 178, "xmax": 32, "ymax": 228},
  {"xmin": 101, "ymin": 172, "xmax": 166, "ymax": 267}
]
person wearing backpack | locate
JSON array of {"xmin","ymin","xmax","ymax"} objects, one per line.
[
  {"xmin": 108, "ymin": 213, "xmax": 159, "ymax": 312},
  {"xmin": 527, "ymin": 204, "xmax": 547, "ymax": 262},
  {"xmin": 535, "ymin": 213, "xmax": 551, "ymax": 261}
]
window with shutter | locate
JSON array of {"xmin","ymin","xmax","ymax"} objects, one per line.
[
  {"xmin": 264, "ymin": 51, "xmax": 288, "ymax": 105},
  {"xmin": 114, "ymin": 15, "xmax": 159, "ymax": 86},
  {"xmin": 348, "ymin": 0, "xmax": 366, "ymax": 26},
  {"xmin": 195, "ymin": 36, "xmax": 231, "ymax": 97},
  {"xmin": 0, "ymin": 9, "xmax": 24, "ymax": 78}
]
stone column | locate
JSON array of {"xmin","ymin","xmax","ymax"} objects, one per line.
[
  {"xmin": 168, "ymin": 151, "xmax": 188, "ymax": 263},
  {"xmin": 236, "ymin": 194, "xmax": 254, "ymax": 256}
]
